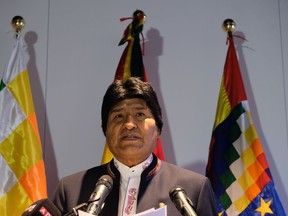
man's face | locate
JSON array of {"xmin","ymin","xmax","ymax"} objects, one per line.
[{"xmin": 106, "ymin": 98, "xmax": 159, "ymax": 167}]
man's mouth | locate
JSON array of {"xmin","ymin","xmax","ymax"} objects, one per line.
[{"xmin": 122, "ymin": 135, "xmax": 139, "ymax": 140}]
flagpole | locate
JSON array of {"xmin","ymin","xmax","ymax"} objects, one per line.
[
  {"xmin": 222, "ymin": 18, "xmax": 236, "ymax": 38},
  {"xmin": 11, "ymin": 15, "xmax": 25, "ymax": 39}
]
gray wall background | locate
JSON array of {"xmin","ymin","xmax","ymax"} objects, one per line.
[{"xmin": 1, "ymin": 0, "xmax": 287, "ymax": 212}]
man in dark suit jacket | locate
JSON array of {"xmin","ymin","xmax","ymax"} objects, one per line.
[{"xmin": 52, "ymin": 77, "xmax": 217, "ymax": 216}]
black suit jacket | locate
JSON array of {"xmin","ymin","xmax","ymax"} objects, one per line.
[{"xmin": 52, "ymin": 154, "xmax": 217, "ymax": 216}]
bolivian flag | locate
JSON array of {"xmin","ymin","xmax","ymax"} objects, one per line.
[{"xmin": 101, "ymin": 10, "xmax": 165, "ymax": 164}]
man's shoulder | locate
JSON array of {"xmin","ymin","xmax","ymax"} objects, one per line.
[
  {"xmin": 60, "ymin": 163, "xmax": 108, "ymax": 185},
  {"xmin": 160, "ymin": 160, "xmax": 208, "ymax": 181}
]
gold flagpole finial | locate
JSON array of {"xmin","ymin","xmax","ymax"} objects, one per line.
[
  {"xmin": 222, "ymin": 19, "xmax": 236, "ymax": 38},
  {"xmin": 11, "ymin": 16, "xmax": 25, "ymax": 39}
]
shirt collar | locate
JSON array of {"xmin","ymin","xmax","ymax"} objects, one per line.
[{"xmin": 113, "ymin": 154, "xmax": 153, "ymax": 179}]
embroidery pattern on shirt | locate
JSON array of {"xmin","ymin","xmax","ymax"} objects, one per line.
[{"xmin": 124, "ymin": 188, "xmax": 137, "ymax": 215}]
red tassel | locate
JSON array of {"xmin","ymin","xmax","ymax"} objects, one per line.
[
  {"xmin": 120, "ymin": 17, "xmax": 132, "ymax": 22},
  {"xmin": 226, "ymin": 34, "xmax": 247, "ymax": 45}
]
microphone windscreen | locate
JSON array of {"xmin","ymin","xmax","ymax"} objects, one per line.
[
  {"xmin": 22, "ymin": 199, "xmax": 61, "ymax": 216},
  {"xmin": 169, "ymin": 186, "xmax": 184, "ymax": 200},
  {"xmin": 169, "ymin": 186, "xmax": 198, "ymax": 216},
  {"xmin": 96, "ymin": 175, "xmax": 113, "ymax": 190}
]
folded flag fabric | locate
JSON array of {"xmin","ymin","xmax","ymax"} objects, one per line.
[
  {"xmin": 101, "ymin": 10, "xmax": 165, "ymax": 164},
  {"xmin": 0, "ymin": 34, "xmax": 47, "ymax": 215},
  {"xmin": 206, "ymin": 36, "xmax": 286, "ymax": 215}
]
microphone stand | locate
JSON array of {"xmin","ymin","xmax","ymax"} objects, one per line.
[{"xmin": 64, "ymin": 203, "xmax": 87, "ymax": 216}]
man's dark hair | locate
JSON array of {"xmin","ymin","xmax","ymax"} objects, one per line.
[{"xmin": 101, "ymin": 77, "xmax": 163, "ymax": 135}]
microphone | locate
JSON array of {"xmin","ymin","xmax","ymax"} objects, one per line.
[
  {"xmin": 22, "ymin": 199, "xmax": 61, "ymax": 216},
  {"xmin": 169, "ymin": 186, "xmax": 198, "ymax": 216},
  {"xmin": 86, "ymin": 174, "xmax": 113, "ymax": 215}
]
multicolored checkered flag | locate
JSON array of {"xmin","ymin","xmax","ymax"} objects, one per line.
[{"xmin": 206, "ymin": 36, "xmax": 286, "ymax": 215}]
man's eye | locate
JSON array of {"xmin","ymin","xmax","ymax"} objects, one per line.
[
  {"xmin": 114, "ymin": 114, "xmax": 123, "ymax": 119},
  {"xmin": 136, "ymin": 112, "xmax": 146, "ymax": 118}
]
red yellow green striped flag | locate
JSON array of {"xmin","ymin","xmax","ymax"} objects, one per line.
[
  {"xmin": 206, "ymin": 35, "xmax": 286, "ymax": 215},
  {"xmin": 101, "ymin": 10, "xmax": 165, "ymax": 164},
  {"xmin": 0, "ymin": 34, "xmax": 47, "ymax": 215}
]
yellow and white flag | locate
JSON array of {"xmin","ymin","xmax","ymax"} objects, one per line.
[{"xmin": 0, "ymin": 34, "xmax": 47, "ymax": 215}]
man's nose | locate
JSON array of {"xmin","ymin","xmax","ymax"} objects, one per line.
[{"xmin": 123, "ymin": 115, "xmax": 137, "ymax": 130}]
